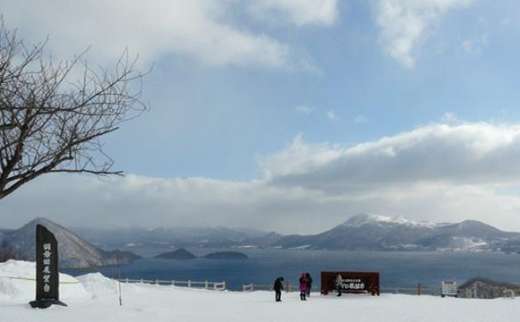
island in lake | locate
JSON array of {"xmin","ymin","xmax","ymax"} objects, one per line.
[
  {"xmin": 155, "ymin": 248, "xmax": 196, "ymax": 260},
  {"xmin": 203, "ymin": 251, "xmax": 248, "ymax": 260}
]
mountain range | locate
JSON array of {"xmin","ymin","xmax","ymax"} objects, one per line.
[
  {"xmin": 2, "ymin": 214, "xmax": 520, "ymax": 266},
  {"xmin": 273, "ymin": 214, "xmax": 520, "ymax": 252},
  {"xmin": 0, "ymin": 218, "xmax": 139, "ymax": 268},
  {"xmin": 72, "ymin": 226, "xmax": 280, "ymax": 252},
  {"xmin": 69, "ymin": 214, "xmax": 520, "ymax": 254}
]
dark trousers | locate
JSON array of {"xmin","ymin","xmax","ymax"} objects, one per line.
[
  {"xmin": 337, "ymin": 286, "xmax": 342, "ymax": 296},
  {"xmin": 275, "ymin": 290, "xmax": 281, "ymax": 302},
  {"xmin": 300, "ymin": 291, "xmax": 306, "ymax": 301}
]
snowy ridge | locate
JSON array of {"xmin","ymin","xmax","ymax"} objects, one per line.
[
  {"xmin": 275, "ymin": 213, "xmax": 520, "ymax": 251},
  {"xmin": 342, "ymin": 213, "xmax": 438, "ymax": 228}
]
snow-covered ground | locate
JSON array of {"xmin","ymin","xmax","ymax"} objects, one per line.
[{"xmin": 1, "ymin": 260, "xmax": 519, "ymax": 322}]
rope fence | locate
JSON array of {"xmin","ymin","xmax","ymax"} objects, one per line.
[{"xmin": 0, "ymin": 275, "xmax": 80, "ymax": 284}]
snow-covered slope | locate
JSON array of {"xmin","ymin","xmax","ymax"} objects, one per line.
[
  {"xmin": 0, "ymin": 260, "xmax": 519, "ymax": 322},
  {"xmin": 275, "ymin": 214, "xmax": 520, "ymax": 251}
]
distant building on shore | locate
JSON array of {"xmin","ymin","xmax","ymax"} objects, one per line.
[{"xmin": 458, "ymin": 278, "xmax": 520, "ymax": 299}]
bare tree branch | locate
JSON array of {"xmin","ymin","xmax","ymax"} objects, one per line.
[{"xmin": 0, "ymin": 23, "xmax": 147, "ymax": 200}]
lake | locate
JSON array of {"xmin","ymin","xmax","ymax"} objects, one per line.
[{"xmin": 64, "ymin": 249, "xmax": 520, "ymax": 292}]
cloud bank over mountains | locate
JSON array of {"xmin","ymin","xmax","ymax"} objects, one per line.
[
  {"xmin": 3, "ymin": 122, "xmax": 520, "ymax": 234},
  {"xmin": 264, "ymin": 122, "xmax": 520, "ymax": 191}
]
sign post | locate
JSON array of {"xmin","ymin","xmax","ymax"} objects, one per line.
[
  {"xmin": 29, "ymin": 224, "xmax": 67, "ymax": 308},
  {"xmin": 320, "ymin": 271, "xmax": 380, "ymax": 296}
]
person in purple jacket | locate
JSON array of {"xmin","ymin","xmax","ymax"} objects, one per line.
[{"xmin": 299, "ymin": 273, "xmax": 309, "ymax": 301}]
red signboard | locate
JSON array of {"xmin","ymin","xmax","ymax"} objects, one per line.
[{"xmin": 321, "ymin": 271, "xmax": 380, "ymax": 296}]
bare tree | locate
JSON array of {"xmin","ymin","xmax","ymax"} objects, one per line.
[
  {"xmin": 0, "ymin": 240, "xmax": 21, "ymax": 262},
  {"xmin": 0, "ymin": 24, "xmax": 146, "ymax": 200}
]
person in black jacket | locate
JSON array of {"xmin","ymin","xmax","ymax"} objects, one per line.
[
  {"xmin": 273, "ymin": 277, "xmax": 284, "ymax": 302},
  {"xmin": 305, "ymin": 273, "xmax": 313, "ymax": 297}
]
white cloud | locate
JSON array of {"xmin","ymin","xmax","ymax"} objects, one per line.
[
  {"xmin": 0, "ymin": 173, "xmax": 346, "ymax": 233},
  {"xmin": 248, "ymin": 0, "xmax": 338, "ymax": 26},
  {"xmin": 5, "ymin": 122, "xmax": 520, "ymax": 234},
  {"xmin": 260, "ymin": 134, "xmax": 344, "ymax": 180},
  {"xmin": 0, "ymin": 0, "xmax": 335, "ymax": 69},
  {"xmin": 265, "ymin": 122, "xmax": 520, "ymax": 190},
  {"xmin": 376, "ymin": 0, "xmax": 473, "ymax": 68}
]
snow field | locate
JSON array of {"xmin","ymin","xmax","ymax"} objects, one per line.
[
  {"xmin": 1, "ymin": 260, "xmax": 519, "ymax": 322},
  {"xmin": 0, "ymin": 260, "xmax": 88, "ymax": 301}
]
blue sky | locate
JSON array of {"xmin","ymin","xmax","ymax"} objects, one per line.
[
  {"xmin": 99, "ymin": 0, "xmax": 520, "ymax": 179},
  {"xmin": 3, "ymin": 0, "xmax": 520, "ymax": 232}
]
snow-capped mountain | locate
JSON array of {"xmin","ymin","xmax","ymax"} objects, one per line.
[
  {"xmin": 6, "ymin": 215, "xmax": 520, "ymax": 257},
  {"xmin": 0, "ymin": 218, "xmax": 139, "ymax": 268},
  {"xmin": 274, "ymin": 214, "xmax": 520, "ymax": 252},
  {"xmin": 339, "ymin": 214, "xmax": 439, "ymax": 228}
]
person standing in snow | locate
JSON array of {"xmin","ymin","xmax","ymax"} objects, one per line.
[
  {"xmin": 336, "ymin": 273, "xmax": 343, "ymax": 297},
  {"xmin": 299, "ymin": 273, "xmax": 308, "ymax": 301},
  {"xmin": 305, "ymin": 273, "xmax": 313, "ymax": 297},
  {"xmin": 273, "ymin": 277, "xmax": 284, "ymax": 302}
]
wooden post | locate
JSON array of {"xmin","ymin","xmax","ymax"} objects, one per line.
[{"xmin": 417, "ymin": 283, "xmax": 422, "ymax": 296}]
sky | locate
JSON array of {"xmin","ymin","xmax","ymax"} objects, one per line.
[{"xmin": 2, "ymin": 0, "xmax": 520, "ymax": 233}]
